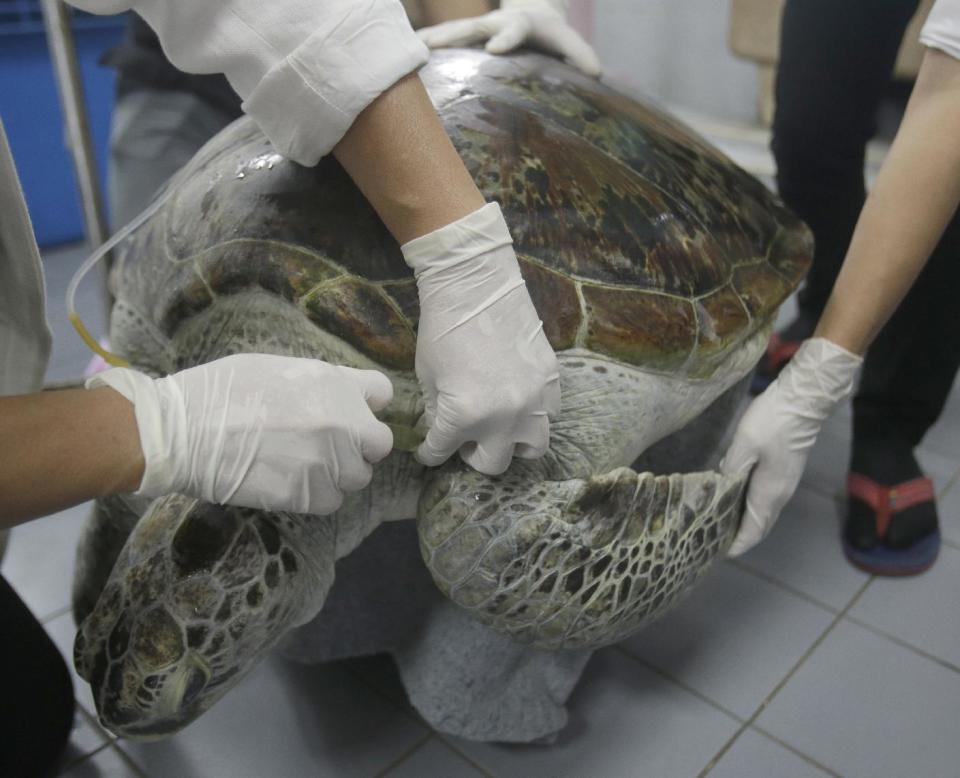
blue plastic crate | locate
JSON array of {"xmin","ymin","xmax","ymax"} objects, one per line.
[{"xmin": 0, "ymin": 1, "xmax": 126, "ymax": 246}]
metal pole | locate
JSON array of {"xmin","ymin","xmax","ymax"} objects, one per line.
[
  {"xmin": 39, "ymin": 0, "xmax": 112, "ymax": 316},
  {"xmin": 39, "ymin": 0, "xmax": 110, "ymax": 250}
]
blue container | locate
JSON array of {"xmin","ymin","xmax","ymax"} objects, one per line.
[{"xmin": 0, "ymin": 2, "xmax": 125, "ymax": 246}]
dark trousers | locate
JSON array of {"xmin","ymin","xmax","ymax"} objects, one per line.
[
  {"xmin": 0, "ymin": 575, "xmax": 74, "ymax": 777},
  {"xmin": 773, "ymin": 0, "xmax": 960, "ymax": 453}
]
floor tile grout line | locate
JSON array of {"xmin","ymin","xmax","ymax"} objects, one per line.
[
  {"xmin": 107, "ymin": 741, "xmax": 151, "ymax": 778},
  {"xmin": 57, "ymin": 739, "xmax": 114, "ymax": 775},
  {"xmin": 842, "ymin": 614, "xmax": 960, "ymax": 675},
  {"xmin": 797, "ymin": 479, "xmax": 842, "ymax": 500},
  {"xmin": 938, "ymin": 468, "xmax": 960, "ymax": 497},
  {"xmin": 342, "ymin": 660, "xmax": 431, "ymax": 730},
  {"xmin": 370, "ymin": 731, "xmax": 434, "ymax": 778},
  {"xmin": 750, "ymin": 724, "xmax": 843, "ymax": 778},
  {"xmin": 42, "ymin": 603, "xmax": 73, "ymax": 624},
  {"xmin": 76, "ymin": 705, "xmax": 107, "ymax": 737},
  {"xmin": 612, "ymin": 645, "xmax": 746, "ymax": 724},
  {"xmin": 916, "ymin": 439, "xmax": 960, "ymax": 462},
  {"xmin": 433, "ymin": 736, "xmax": 495, "ymax": 777},
  {"xmin": 726, "ymin": 558, "xmax": 846, "ymax": 615},
  {"xmin": 696, "ymin": 577, "xmax": 873, "ymax": 778},
  {"xmin": 342, "ymin": 660, "xmax": 493, "ymax": 777},
  {"xmin": 943, "ymin": 537, "xmax": 960, "ymax": 551},
  {"xmin": 72, "ymin": 693, "xmax": 101, "ymax": 726},
  {"xmin": 77, "ymin": 705, "xmax": 122, "ymax": 746}
]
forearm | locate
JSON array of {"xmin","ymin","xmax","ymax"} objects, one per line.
[
  {"xmin": 815, "ymin": 49, "xmax": 960, "ymax": 354},
  {"xmin": 332, "ymin": 72, "xmax": 486, "ymax": 244},
  {"xmin": 420, "ymin": 0, "xmax": 494, "ymax": 26},
  {"xmin": 0, "ymin": 389, "xmax": 143, "ymax": 528}
]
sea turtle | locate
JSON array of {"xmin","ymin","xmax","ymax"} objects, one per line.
[{"xmin": 71, "ymin": 49, "xmax": 811, "ymax": 739}]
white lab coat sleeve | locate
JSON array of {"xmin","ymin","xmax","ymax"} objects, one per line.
[
  {"xmin": 920, "ymin": 0, "xmax": 960, "ymax": 61},
  {"xmin": 0, "ymin": 120, "xmax": 52, "ymax": 396},
  {"xmin": 68, "ymin": 0, "xmax": 429, "ymax": 165}
]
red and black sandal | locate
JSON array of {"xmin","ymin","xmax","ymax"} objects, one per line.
[
  {"xmin": 750, "ymin": 334, "xmax": 803, "ymax": 394},
  {"xmin": 843, "ymin": 473, "xmax": 941, "ymax": 576}
]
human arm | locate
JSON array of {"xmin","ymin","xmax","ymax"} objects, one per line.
[
  {"xmin": 0, "ymin": 388, "xmax": 143, "ymax": 527},
  {"xmin": 722, "ymin": 46, "xmax": 960, "ymax": 556},
  {"xmin": 814, "ymin": 49, "xmax": 960, "ymax": 353},
  {"xmin": 419, "ymin": 0, "xmax": 494, "ymax": 27},
  {"xmin": 0, "ymin": 356, "xmax": 394, "ymax": 529},
  {"xmin": 417, "ymin": 0, "xmax": 601, "ymax": 76},
  {"xmin": 71, "ymin": 0, "xmax": 558, "ymax": 473},
  {"xmin": 333, "ymin": 75, "xmax": 561, "ymax": 473}
]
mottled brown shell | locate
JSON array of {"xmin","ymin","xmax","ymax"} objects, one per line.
[{"xmin": 113, "ymin": 49, "xmax": 810, "ymax": 377}]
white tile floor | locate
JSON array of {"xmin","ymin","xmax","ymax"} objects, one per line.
[{"xmin": 5, "ymin": 123, "xmax": 960, "ymax": 777}]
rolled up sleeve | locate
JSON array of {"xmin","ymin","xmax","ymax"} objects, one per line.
[
  {"xmin": 920, "ymin": 0, "xmax": 960, "ymax": 61},
  {"xmin": 69, "ymin": 0, "xmax": 429, "ymax": 165}
]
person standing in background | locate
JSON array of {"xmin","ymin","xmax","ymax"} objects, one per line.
[{"xmin": 746, "ymin": 0, "xmax": 960, "ymax": 574}]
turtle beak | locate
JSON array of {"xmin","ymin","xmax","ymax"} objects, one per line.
[{"xmin": 101, "ymin": 653, "xmax": 211, "ymax": 741}]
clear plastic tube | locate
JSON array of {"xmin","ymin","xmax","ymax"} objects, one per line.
[
  {"xmin": 65, "ymin": 180, "xmax": 179, "ymax": 368},
  {"xmin": 66, "ymin": 170, "xmax": 426, "ymax": 454}
]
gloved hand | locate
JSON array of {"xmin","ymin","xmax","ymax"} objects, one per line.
[
  {"xmin": 417, "ymin": 0, "xmax": 601, "ymax": 77},
  {"xmin": 87, "ymin": 354, "xmax": 394, "ymax": 514},
  {"xmin": 402, "ymin": 202, "xmax": 561, "ymax": 475},
  {"xmin": 721, "ymin": 338, "xmax": 863, "ymax": 556}
]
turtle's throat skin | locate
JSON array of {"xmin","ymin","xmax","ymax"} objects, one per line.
[{"xmin": 527, "ymin": 324, "xmax": 770, "ymax": 483}]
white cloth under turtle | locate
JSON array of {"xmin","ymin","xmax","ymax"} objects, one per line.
[{"xmin": 279, "ymin": 377, "xmax": 747, "ymax": 742}]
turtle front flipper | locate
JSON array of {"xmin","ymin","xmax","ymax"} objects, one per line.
[
  {"xmin": 73, "ymin": 494, "xmax": 334, "ymax": 739},
  {"xmin": 417, "ymin": 465, "xmax": 746, "ymax": 650}
]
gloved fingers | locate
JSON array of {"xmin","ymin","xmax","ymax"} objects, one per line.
[
  {"xmin": 543, "ymin": 374, "xmax": 561, "ymax": 420},
  {"xmin": 358, "ymin": 418, "xmax": 395, "ymax": 464},
  {"xmin": 416, "ymin": 413, "xmax": 467, "ymax": 467},
  {"xmin": 336, "ymin": 456, "xmax": 375, "ymax": 493},
  {"xmin": 417, "ymin": 18, "xmax": 492, "ymax": 49},
  {"xmin": 485, "ymin": 19, "xmax": 530, "ymax": 54},
  {"xmin": 460, "ymin": 437, "xmax": 515, "ymax": 476},
  {"xmin": 550, "ymin": 26, "xmax": 602, "ymax": 76},
  {"xmin": 727, "ymin": 454, "xmax": 798, "ymax": 557},
  {"xmin": 422, "ymin": 399, "xmax": 437, "ymax": 429},
  {"xmin": 309, "ymin": 457, "xmax": 347, "ymax": 515},
  {"xmin": 308, "ymin": 486, "xmax": 344, "ymax": 516},
  {"xmin": 718, "ymin": 425, "xmax": 758, "ymax": 479},
  {"xmin": 727, "ymin": 500, "xmax": 766, "ymax": 557},
  {"xmin": 511, "ymin": 415, "xmax": 550, "ymax": 459},
  {"xmin": 337, "ymin": 366, "xmax": 394, "ymax": 413}
]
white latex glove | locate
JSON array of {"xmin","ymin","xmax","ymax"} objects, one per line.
[
  {"xmin": 721, "ymin": 338, "xmax": 863, "ymax": 556},
  {"xmin": 417, "ymin": 0, "xmax": 601, "ymax": 77},
  {"xmin": 87, "ymin": 354, "xmax": 394, "ymax": 515},
  {"xmin": 402, "ymin": 202, "xmax": 561, "ymax": 475}
]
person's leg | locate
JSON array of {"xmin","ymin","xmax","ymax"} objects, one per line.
[
  {"xmin": 0, "ymin": 576, "xmax": 74, "ymax": 777},
  {"xmin": 845, "ymin": 211, "xmax": 960, "ymax": 565},
  {"xmin": 769, "ymin": 0, "xmax": 956, "ymax": 573},
  {"xmin": 108, "ymin": 89, "xmax": 238, "ymax": 229},
  {"xmin": 771, "ymin": 0, "xmax": 921, "ymax": 329}
]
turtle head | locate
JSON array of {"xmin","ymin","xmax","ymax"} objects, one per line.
[{"xmin": 73, "ymin": 495, "xmax": 329, "ymax": 739}]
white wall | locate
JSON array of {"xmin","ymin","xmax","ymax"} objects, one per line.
[{"xmin": 570, "ymin": 0, "xmax": 761, "ymax": 125}]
